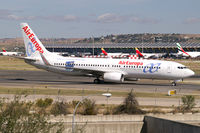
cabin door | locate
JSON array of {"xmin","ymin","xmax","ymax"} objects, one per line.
[{"xmin": 167, "ymin": 65, "xmax": 171, "ymax": 73}]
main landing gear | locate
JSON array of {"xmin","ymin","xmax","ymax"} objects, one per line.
[
  {"xmin": 94, "ymin": 78, "xmax": 101, "ymax": 84},
  {"xmin": 172, "ymin": 82, "xmax": 176, "ymax": 86},
  {"xmin": 171, "ymin": 79, "xmax": 183, "ymax": 86}
]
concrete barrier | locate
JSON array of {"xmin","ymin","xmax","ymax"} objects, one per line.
[
  {"xmin": 49, "ymin": 114, "xmax": 200, "ymax": 133},
  {"xmin": 51, "ymin": 115, "xmax": 144, "ymax": 133},
  {"xmin": 143, "ymin": 116, "xmax": 200, "ymax": 133},
  {"xmin": 63, "ymin": 122, "xmax": 143, "ymax": 133}
]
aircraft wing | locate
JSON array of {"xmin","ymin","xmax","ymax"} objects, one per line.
[
  {"xmin": 60, "ymin": 65, "xmax": 126, "ymax": 77},
  {"xmin": 76, "ymin": 68, "xmax": 105, "ymax": 77},
  {"xmin": 11, "ymin": 56, "xmax": 37, "ymax": 62}
]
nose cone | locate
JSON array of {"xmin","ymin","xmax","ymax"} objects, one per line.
[{"xmin": 185, "ymin": 69, "xmax": 195, "ymax": 77}]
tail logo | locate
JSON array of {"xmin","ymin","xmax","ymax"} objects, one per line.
[
  {"xmin": 27, "ymin": 42, "xmax": 36, "ymax": 56},
  {"xmin": 22, "ymin": 26, "xmax": 44, "ymax": 54},
  {"xmin": 143, "ymin": 63, "xmax": 161, "ymax": 73}
]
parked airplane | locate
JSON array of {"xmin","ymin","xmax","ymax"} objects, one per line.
[
  {"xmin": 135, "ymin": 48, "xmax": 164, "ymax": 59},
  {"xmin": 0, "ymin": 48, "xmax": 23, "ymax": 56},
  {"xmin": 101, "ymin": 48, "xmax": 129, "ymax": 58},
  {"xmin": 20, "ymin": 23, "xmax": 194, "ymax": 86},
  {"xmin": 177, "ymin": 43, "xmax": 200, "ymax": 58}
]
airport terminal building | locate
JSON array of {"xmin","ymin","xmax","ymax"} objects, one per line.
[{"xmin": 45, "ymin": 42, "xmax": 200, "ymax": 55}]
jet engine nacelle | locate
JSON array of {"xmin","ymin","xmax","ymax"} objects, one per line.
[{"xmin": 103, "ymin": 72, "xmax": 124, "ymax": 83}]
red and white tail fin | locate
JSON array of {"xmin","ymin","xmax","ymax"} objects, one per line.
[
  {"xmin": 101, "ymin": 48, "xmax": 108, "ymax": 56},
  {"xmin": 20, "ymin": 23, "xmax": 51, "ymax": 58},
  {"xmin": 2, "ymin": 48, "xmax": 6, "ymax": 52},
  {"xmin": 135, "ymin": 48, "xmax": 143, "ymax": 57},
  {"xmin": 176, "ymin": 43, "xmax": 190, "ymax": 56}
]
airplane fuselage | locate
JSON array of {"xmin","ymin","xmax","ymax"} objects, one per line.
[{"xmin": 26, "ymin": 56, "xmax": 194, "ymax": 81}]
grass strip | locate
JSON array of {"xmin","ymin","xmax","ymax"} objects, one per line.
[{"xmin": 0, "ymin": 86, "xmax": 199, "ymax": 99}]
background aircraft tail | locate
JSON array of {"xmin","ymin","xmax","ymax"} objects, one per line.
[
  {"xmin": 176, "ymin": 43, "xmax": 190, "ymax": 56},
  {"xmin": 101, "ymin": 48, "xmax": 108, "ymax": 56},
  {"xmin": 20, "ymin": 23, "xmax": 51, "ymax": 58},
  {"xmin": 135, "ymin": 48, "xmax": 143, "ymax": 57},
  {"xmin": 2, "ymin": 48, "xmax": 6, "ymax": 52}
]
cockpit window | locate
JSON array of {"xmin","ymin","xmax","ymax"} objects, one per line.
[{"xmin": 178, "ymin": 66, "xmax": 187, "ymax": 69}]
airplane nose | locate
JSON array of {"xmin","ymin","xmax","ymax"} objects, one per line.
[{"xmin": 187, "ymin": 69, "xmax": 195, "ymax": 77}]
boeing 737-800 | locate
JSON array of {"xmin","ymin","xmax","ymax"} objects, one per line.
[{"xmin": 20, "ymin": 23, "xmax": 194, "ymax": 86}]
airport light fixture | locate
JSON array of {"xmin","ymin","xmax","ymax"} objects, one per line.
[
  {"xmin": 92, "ymin": 36, "xmax": 94, "ymax": 56},
  {"xmin": 102, "ymin": 93, "xmax": 112, "ymax": 114},
  {"xmin": 72, "ymin": 93, "xmax": 112, "ymax": 133},
  {"xmin": 102, "ymin": 93, "xmax": 112, "ymax": 97}
]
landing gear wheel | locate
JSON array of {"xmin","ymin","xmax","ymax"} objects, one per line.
[
  {"xmin": 172, "ymin": 82, "xmax": 176, "ymax": 86},
  {"xmin": 94, "ymin": 79, "xmax": 100, "ymax": 84}
]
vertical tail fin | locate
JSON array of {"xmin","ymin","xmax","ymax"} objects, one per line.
[
  {"xmin": 2, "ymin": 48, "xmax": 6, "ymax": 52},
  {"xmin": 20, "ymin": 23, "xmax": 50, "ymax": 58},
  {"xmin": 135, "ymin": 48, "xmax": 143, "ymax": 57},
  {"xmin": 176, "ymin": 43, "xmax": 190, "ymax": 56},
  {"xmin": 101, "ymin": 48, "xmax": 108, "ymax": 56},
  {"xmin": 176, "ymin": 43, "xmax": 183, "ymax": 51}
]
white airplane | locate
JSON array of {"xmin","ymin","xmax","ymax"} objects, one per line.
[
  {"xmin": 101, "ymin": 48, "xmax": 129, "ymax": 58},
  {"xmin": 0, "ymin": 48, "xmax": 23, "ymax": 56},
  {"xmin": 20, "ymin": 23, "xmax": 194, "ymax": 86},
  {"xmin": 177, "ymin": 43, "xmax": 200, "ymax": 58},
  {"xmin": 135, "ymin": 48, "xmax": 165, "ymax": 59}
]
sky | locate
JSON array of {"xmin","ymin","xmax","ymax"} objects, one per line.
[{"xmin": 0, "ymin": 0, "xmax": 200, "ymax": 38}]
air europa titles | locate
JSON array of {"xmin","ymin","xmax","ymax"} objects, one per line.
[
  {"xmin": 119, "ymin": 61, "xmax": 143, "ymax": 66},
  {"xmin": 22, "ymin": 26, "xmax": 44, "ymax": 53}
]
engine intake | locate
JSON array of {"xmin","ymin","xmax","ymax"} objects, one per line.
[{"xmin": 103, "ymin": 72, "xmax": 124, "ymax": 83}]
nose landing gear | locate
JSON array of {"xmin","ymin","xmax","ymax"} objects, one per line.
[
  {"xmin": 172, "ymin": 82, "xmax": 176, "ymax": 86},
  {"xmin": 94, "ymin": 78, "xmax": 101, "ymax": 84},
  {"xmin": 171, "ymin": 79, "xmax": 183, "ymax": 86}
]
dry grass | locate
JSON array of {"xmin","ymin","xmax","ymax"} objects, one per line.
[
  {"xmin": 0, "ymin": 56, "xmax": 39, "ymax": 71},
  {"xmin": 0, "ymin": 86, "xmax": 200, "ymax": 99}
]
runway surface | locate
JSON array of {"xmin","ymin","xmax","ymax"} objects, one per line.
[
  {"xmin": 0, "ymin": 70, "xmax": 200, "ymax": 93},
  {"xmin": 0, "ymin": 70, "xmax": 200, "ymax": 106}
]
